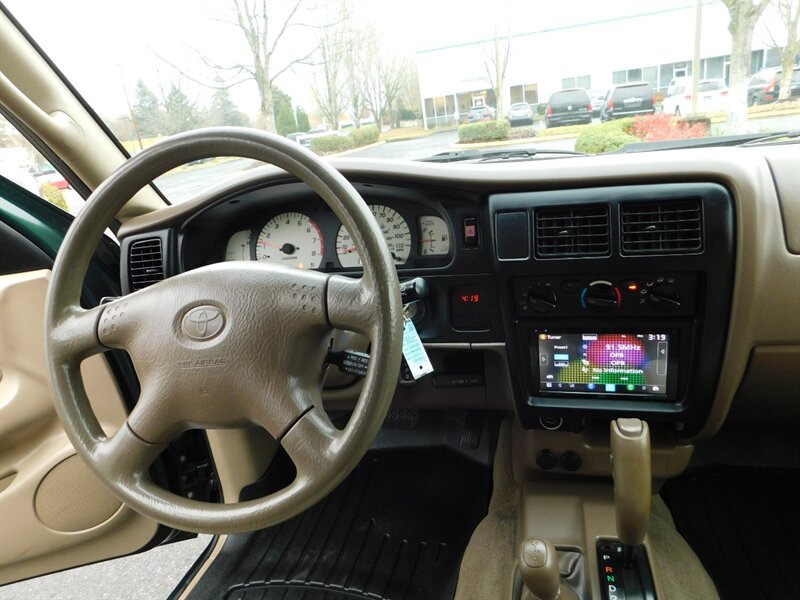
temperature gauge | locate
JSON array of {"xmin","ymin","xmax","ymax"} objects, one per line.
[{"xmin": 418, "ymin": 215, "xmax": 450, "ymax": 256}]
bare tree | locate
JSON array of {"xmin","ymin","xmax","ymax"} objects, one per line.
[
  {"xmin": 722, "ymin": 0, "xmax": 772, "ymax": 131},
  {"xmin": 767, "ymin": 0, "xmax": 800, "ymax": 100},
  {"xmin": 312, "ymin": 22, "xmax": 346, "ymax": 131},
  {"xmin": 361, "ymin": 27, "xmax": 413, "ymax": 128},
  {"xmin": 341, "ymin": 10, "xmax": 366, "ymax": 127},
  {"xmin": 482, "ymin": 26, "xmax": 511, "ymax": 121},
  {"xmin": 156, "ymin": 0, "xmax": 319, "ymax": 133}
]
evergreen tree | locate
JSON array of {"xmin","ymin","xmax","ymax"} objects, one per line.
[
  {"xmin": 162, "ymin": 84, "xmax": 200, "ymax": 135},
  {"xmin": 206, "ymin": 81, "xmax": 249, "ymax": 127},
  {"xmin": 296, "ymin": 106, "xmax": 311, "ymax": 132},
  {"xmin": 132, "ymin": 80, "xmax": 162, "ymax": 137},
  {"xmin": 272, "ymin": 86, "xmax": 299, "ymax": 135}
]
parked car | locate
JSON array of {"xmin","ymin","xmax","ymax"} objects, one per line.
[
  {"xmin": 747, "ymin": 66, "xmax": 800, "ymax": 105},
  {"xmin": 660, "ymin": 78, "xmax": 729, "ymax": 116},
  {"xmin": 466, "ymin": 105, "xmax": 495, "ymax": 123},
  {"xmin": 600, "ymin": 81, "xmax": 656, "ymax": 121},
  {"xmin": 286, "ymin": 132, "xmax": 306, "ymax": 143},
  {"xmin": 544, "ymin": 88, "xmax": 592, "ymax": 127},
  {"xmin": 507, "ymin": 102, "xmax": 534, "ymax": 126},
  {"xmin": 588, "ymin": 89, "xmax": 605, "ymax": 117}
]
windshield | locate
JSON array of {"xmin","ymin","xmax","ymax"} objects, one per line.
[{"xmin": 5, "ymin": 0, "xmax": 800, "ymax": 203}]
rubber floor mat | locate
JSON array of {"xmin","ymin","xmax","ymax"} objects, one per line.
[
  {"xmin": 187, "ymin": 447, "xmax": 491, "ymax": 600},
  {"xmin": 661, "ymin": 466, "xmax": 800, "ymax": 600}
]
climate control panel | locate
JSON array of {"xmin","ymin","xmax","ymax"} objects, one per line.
[{"xmin": 513, "ymin": 273, "xmax": 696, "ymax": 318}]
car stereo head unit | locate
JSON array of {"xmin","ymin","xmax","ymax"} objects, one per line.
[{"xmin": 533, "ymin": 331, "xmax": 677, "ymax": 400}]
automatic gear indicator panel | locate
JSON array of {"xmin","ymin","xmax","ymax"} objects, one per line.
[{"xmin": 536, "ymin": 332, "xmax": 670, "ymax": 397}]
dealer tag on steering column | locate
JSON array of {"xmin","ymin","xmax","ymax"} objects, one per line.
[{"xmin": 402, "ymin": 318, "xmax": 434, "ymax": 380}]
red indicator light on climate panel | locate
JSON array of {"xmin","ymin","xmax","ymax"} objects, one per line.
[{"xmin": 625, "ymin": 280, "xmax": 639, "ymax": 292}]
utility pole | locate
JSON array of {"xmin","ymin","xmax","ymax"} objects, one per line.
[
  {"xmin": 691, "ymin": 0, "xmax": 703, "ymax": 115},
  {"xmin": 118, "ymin": 65, "xmax": 143, "ymax": 152}
]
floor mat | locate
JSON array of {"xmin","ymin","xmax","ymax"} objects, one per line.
[
  {"xmin": 661, "ymin": 466, "xmax": 800, "ymax": 600},
  {"xmin": 188, "ymin": 447, "xmax": 491, "ymax": 600}
]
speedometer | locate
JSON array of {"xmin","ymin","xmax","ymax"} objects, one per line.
[
  {"xmin": 336, "ymin": 205, "xmax": 411, "ymax": 268},
  {"xmin": 255, "ymin": 212, "xmax": 323, "ymax": 269}
]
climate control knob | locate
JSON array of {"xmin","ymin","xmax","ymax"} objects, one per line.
[
  {"xmin": 527, "ymin": 288, "xmax": 558, "ymax": 313},
  {"xmin": 581, "ymin": 282, "xmax": 621, "ymax": 312},
  {"xmin": 647, "ymin": 284, "xmax": 681, "ymax": 312}
]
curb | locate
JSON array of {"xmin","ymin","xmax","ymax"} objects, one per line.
[
  {"xmin": 327, "ymin": 140, "xmax": 386, "ymax": 157},
  {"xmin": 450, "ymin": 133, "xmax": 579, "ymax": 150}
]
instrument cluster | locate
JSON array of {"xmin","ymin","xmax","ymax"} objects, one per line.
[{"xmin": 223, "ymin": 202, "xmax": 452, "ymax": 271}]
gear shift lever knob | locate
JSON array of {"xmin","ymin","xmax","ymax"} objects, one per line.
[
  {"xmin": 519, "ymin": 538, "xmax": 577, "ymax": 600},
  {"xmin": 610, "ymin": 418, "xmax": 651, "ymax": 549}
]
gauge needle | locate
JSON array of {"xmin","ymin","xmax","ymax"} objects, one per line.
[
  {"xmin": 341, "ymin": 246, "xmax": 357, "ymax": 253},
  {"xmin": 258, "ymin": 240, "xmax": 282, "ymax": 249}
]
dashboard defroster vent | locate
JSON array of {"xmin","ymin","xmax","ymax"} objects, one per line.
[
  {"xmin": 534, "ymin": 205, "xmax": 610, "ymax": 258},
  {"xmin": 621, "ymin": 200, "xmax": 703, "ymax": 255},
  {"xmin": 128, "ymin": 238, "xmax": 164, "ymax": 291}
]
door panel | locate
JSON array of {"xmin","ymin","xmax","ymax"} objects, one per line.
[{"xmin": 0, "ymin": 269, "xmax": 159, "ymax": 584}]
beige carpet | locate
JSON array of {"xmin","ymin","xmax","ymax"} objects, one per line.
[{"xmin": 454, "ymin": 416, "xmax": 518, "ymax": 600}]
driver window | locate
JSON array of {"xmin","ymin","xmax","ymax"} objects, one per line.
[{"xmin": 0, "ymin": 113, "xmax": 83, "ymax": 215}]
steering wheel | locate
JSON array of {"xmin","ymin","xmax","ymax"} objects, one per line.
[{"xmin": 44, "ymin": 128, "xmax": 404, "ymax": 534}]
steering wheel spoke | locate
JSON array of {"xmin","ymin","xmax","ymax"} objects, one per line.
[
  {"xmin": 94, "ymin": 422, "xmax": 167, "ymax": 484},
  {"xmin": 327, "ymin": 275, "xmax": 382, "ymax": 337},
  {"xmin": 49, "ymin": 304, "xmax": 108, "ymax": 361},
  {"xmin": 281, "ymin": 407, "xmax": 343, "ymax": 483}
]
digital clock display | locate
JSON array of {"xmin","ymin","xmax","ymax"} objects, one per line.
[{"xmin": 459, "ymin": 293, "xmax": 482, "ymax": 304}]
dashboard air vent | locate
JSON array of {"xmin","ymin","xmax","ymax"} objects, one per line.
[
  {"xmin": 129, "ymin": 238, "xmax": 164, "ymax": 291},
  {"xmin": 621, "ymin": 200, "xmax": 703, "ymax": 255},
  {"xmin": 534, "ymin": 205, "xmax": 610, "ymax": 258}
]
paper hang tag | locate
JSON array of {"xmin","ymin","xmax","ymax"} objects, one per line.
[{"xmin": 402, "ymin": 319, "xmax": 434, "ymax": 380}]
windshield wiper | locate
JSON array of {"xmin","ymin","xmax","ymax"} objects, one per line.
[
  {"xmin": 738, "ymin": 129, "xmax": 800, "ymax": 147},
  {"xmin": 418, "ymin": 148, "xmax": 588, "ymax": 163}
]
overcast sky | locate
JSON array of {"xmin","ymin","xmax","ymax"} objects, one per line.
[{"xmin": 6, "ymin": 0, "xmax": 708, "ymax": 120}]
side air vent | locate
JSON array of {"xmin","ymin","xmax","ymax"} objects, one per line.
[
  {"xmin": 128, "ymin": 238, "xmax": 164, "ymax": 291},
  {"xmin": 534, "ymin": 205, "xmax": 610, "ymax": 258},
  {"xmin": 621, "ymin": 200, "xmax": 703, "ymax": 255}
]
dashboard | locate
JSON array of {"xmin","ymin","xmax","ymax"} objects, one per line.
[{"xmin": 117, "ymin": 144, "xmax": 800, "ymax": 445}]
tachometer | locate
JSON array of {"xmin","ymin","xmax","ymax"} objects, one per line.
[
  {"xmin": 418, "ymin": 215, "xmax": 450, "ymax": 256},
  {"xmin": 255, "ymin": 212, "xmax": 323, "ymax": 269},
  {"xmin": 336, "ymin": 205, "xmax": 411, "ymax": 268}
]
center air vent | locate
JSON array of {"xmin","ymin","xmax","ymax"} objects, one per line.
[
  {"xmin": 534, "ymin": 205, "xmax": 610, "ymax": 258},
  {"xmin": 128, "ymin": 238, "xmax": 164, "ymax": 291},
  {"xmin": 621, "ymin": 200, "xmax": 703, "ymax": 255}
]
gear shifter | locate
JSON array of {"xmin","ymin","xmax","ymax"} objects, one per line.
[
  {"xmin": 610, "ymin": 418, "xmax": 651, "ymax": 567},
  {"xmin": 518, "ymin": 538, "xmax": 577, "ymax": 600}
]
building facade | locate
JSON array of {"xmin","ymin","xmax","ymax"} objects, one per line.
[{"xmin": 417, "ymin": 2, "xmax": 784, "ymax": 128}]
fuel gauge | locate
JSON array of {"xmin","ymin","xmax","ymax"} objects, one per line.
[{"xmin": 418, "ymin": 215, "xmax": 450, "ymax": 256}]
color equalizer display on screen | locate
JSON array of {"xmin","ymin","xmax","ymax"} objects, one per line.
[{"xmin": 536, "ymin": 332, "xmax": 669, "ymax": 396}]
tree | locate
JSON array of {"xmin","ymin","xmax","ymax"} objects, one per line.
[
  {"xmin": 223, "ymin": 0, "xmax": 318, "ymax": 132},
  {"xmin": 769, "ymin": 0, "xmax": 800, "ymax": 100},
  {"xmin": 312, "ymin": 21, "xmax": 346, "ymax": 131},
  {"xmin": 341, "ymin": 7, "xmax": 366, "ymax": 127},
  {"xmin": 161, "ymin": 84, "xmax": 200, "ymax": 135},
  {"xmin": 272, "ymin": 86, "xmax": 299, "ymax": 135},
  {"xmin": 132, "ymin": 80, "xmax": 162, "ymax": 137},
  {"xmin": 722, "ymin": 0, "xmax": 771, "ymax": 131},
  {"xmin": 206, "ymin": 79, "xmax": 249, "ymax": 127},
  {"xmin": 157, "ymin": 1, "xmax": 321, "ymax": 133},
  {"xmin": 361, "ymin": 27, "xmax": 414, "ymax": 128},
  {"xmin": 482, "ymin": 27, "xmax": 511, "ymax": 122},
  {"xmin": 296, "ymin": 106, "xmax": 311, "ymax": 131}
]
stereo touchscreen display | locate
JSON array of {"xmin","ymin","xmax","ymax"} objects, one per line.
[{"xmin": 536, "ymin": 332, "xmax": 670, "ymax": 396}]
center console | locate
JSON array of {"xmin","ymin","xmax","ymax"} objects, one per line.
[{"xmin": 489, "ymin": 182, "xmax": 735, "ymax": 438}]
